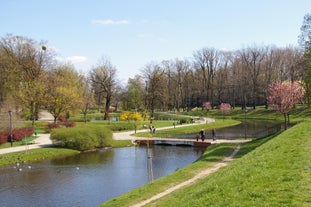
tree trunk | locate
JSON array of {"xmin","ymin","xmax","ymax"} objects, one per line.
[{"xmin": 283, "ymin": 113, "xmax": 287, "ymax": 130}]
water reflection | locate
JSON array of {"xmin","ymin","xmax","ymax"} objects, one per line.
[
  {"xmin": 0, "ymin": 146, "xmax": 204, "ymax": 207},
  {"xmin": 175, "ymin": 120, "xmax": 282, "ymax": 139}
]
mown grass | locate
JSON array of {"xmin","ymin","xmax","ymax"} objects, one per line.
[
  {"xmin": 142, "ymin": 120, "xmax": 311, "ymax": 207},
  {"xmin": 0, "ymin": 147, "xmax": 79, "ymax": 166}
]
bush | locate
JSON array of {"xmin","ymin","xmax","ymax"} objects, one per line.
[
  {"xmin": 50, "ymin": 125, "xmax": 112, "ymax": 151},
  {"xmin": 0, "ymin": 127, "xmax": 34, "ymax": 144},
  {"xmin": 46, "ymin": 121, "xmax": 75, "ymax": 133},
  {"xmin": 0, "ymin": 131, "xmax": 8, "ymax": 144}
]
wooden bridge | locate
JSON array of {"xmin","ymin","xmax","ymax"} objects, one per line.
[{"xmin": 134, "ymin": 138, "xmax": 211, "ymax": 148}]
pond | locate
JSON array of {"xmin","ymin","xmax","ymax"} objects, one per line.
[
  {"xmin": 0, "ymin": 145, "xmax": 205, "ymax": 207},
  {"xmin": 175, "ymin": 119, "xmax": 282, "ymax": 140}
]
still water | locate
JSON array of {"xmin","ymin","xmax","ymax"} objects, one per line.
[{"xmin": 0, "ymin": 146, "xmax": 204, "ymax": 207}]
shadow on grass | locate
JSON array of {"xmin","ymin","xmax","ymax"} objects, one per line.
[
  {"xmin": 195, "ymin": 144, "xmax": 237, "ymax": 163},
  {"xmin": 235, "ymin": 131, "xmax": 282, "ymax": 159},
  {"xmin": 194, "ymin": 131, "xmax": 281, "ymax": 164}
]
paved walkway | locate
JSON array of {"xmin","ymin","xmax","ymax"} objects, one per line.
[{"xmin": 0, "ymin": 134, "xmax": 53, "ymax": 155}]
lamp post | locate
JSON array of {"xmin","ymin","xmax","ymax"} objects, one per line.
[
  {"xmin": 244, "ymin": 108, "xmax": 248, "ymax": 139},
  {"xmin": 8, "ymin": 110, "xmax": 13, "ymax": 147}
]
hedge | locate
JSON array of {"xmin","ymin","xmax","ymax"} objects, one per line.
[{"xmin": 50, "ymin": 125, "xmax": 113, "ymax": 151}]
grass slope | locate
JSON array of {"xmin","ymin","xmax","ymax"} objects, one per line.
[
  {"xmin": 0, "ymin": 148, "xmax": 79, "ymax": 166},
  {"xmin": 146, "ymin": 120, "xmax": 311, "ymax": 207}
]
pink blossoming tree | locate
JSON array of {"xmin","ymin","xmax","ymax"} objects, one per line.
[
  {"xmin": 219, "ymin": 103, "xmax": 231, "ymax": 120},
  {"xmin": 267, "ymin": 81, "xmax": 305, "ymax": 129},
  {"xmin": 203, "ymin": 101, "xmax": 212, "ymax": 111}
]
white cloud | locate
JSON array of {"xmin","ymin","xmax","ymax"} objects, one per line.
[{"xmin": 92, "ymin": 19, "xmax": 129, "ymax": 25}]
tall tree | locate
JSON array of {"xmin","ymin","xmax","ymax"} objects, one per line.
[
  {"xmin": 78, "ymin": 73, "xmax": 95, "ymax": 123},
  {"xmin": 193, "ymin": 48, "xmax": 219, "ymax": 104},
  {"xmin": 44, "ymin": 64, "xmax": 82, "ymax": 123},
  {"xmin": 125, "ymin": 75, "xmax": 145, "ymax": 111},
  {"xmin": 0, "ymin": 34, "xmax": 53, "ymax": 125},
  {"xmin": 299, "ymin": 13, "xmax": 311, "ymax": 107},
  {"xmin": 89, "ymin": 57, "xmax": 117, "ymax": 120},
  {"xmin": 142, "ymin": 62, "xmax": 166, "ymax": 117},
  {"xmin": 239, "ymin": 47, "xmax": 265, "ymax": 109}
]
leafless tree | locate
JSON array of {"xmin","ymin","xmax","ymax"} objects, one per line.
[{"xmin": 89, "ymin": 57, "xmax": 117, "ymax": 120}]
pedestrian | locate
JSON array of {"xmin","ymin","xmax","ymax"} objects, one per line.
[
  {"xmin": 212, "ymin": 128, "xmax": 216, "ymax": 141},
  {"xmin": 199, "ymin": 129, "xmax": 205, "ymax": 141},
  {"xmin": 195, "ymin": 134, "xmax": 200, "ymax": 141},
  {"xmin": 152, "ymin": 126, "xmax": 156, "ymax": 134}
]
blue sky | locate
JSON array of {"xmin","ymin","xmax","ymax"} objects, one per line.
[{"xmin": 1, "ymin": 0, "xmax": 310, "ymax": 83}]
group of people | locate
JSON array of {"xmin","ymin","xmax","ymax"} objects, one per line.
[{"xmin": 196, "ymin": 128, "xmax": 216, "ymax": 141}]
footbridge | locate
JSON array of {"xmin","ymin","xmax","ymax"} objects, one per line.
[{"xmin": 134, "ymin": 138, "xmax": 212, "ymax": 147}]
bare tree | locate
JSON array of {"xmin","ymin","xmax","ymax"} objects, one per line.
[
  {"xmin": 142, "ymin": 62, "xmax": 166, "ymax": 117},
  {"xmin": 89, "ymin": 57, "xmax": 117, "ymax": 120},
  {"xmin": 193, "ymin": 48, "xmax": 220, "ymax": 104},
  {"xmin": 239, "ymin": 46, "xmax": 265, "ymax": 109}
]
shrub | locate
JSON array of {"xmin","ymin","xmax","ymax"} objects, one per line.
[
  {"xmin": 46, "ymin": 121, "xmax": 75, "ymax": 133},
  {"xmin": 0, "ymin": 131, "xmax": 8, "ymax": 144},
  {"xmin": 0, "ymin": 127, "xmax": 34, "ymax": 144},
  {"xmin": 50, "ymin": 125, "xmax": 113, "ymax": 151}
]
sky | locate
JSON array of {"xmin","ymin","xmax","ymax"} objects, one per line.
[{"xmin": 1, "ymin": 0, "xmax": 310, "ymax": 84}]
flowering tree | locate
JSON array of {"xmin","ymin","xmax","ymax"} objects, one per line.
[
  {"xmin": 203, "ymin": 101, "xmax": 212, "ymax": 111},
  {"xmin": 120, "ymin": 111, "xmax": 142, "ymax": 122},
  {"xmin": 219, "ymin": 103, "xmax": 231, "ymax": 114},
  {"xmin": 267, "ymin": 82, "xmax": 305, "ymax": 129},
  {"xmin": 219, "ymin": 103, "xmax": 231, "ymax": 120}
]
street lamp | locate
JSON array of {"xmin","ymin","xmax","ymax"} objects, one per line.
[
  {"xmin": 244, "ymin": 108, "xmax": 248, "ymax": 139},
  {"xmin": 8, "ymin": 110, "xmax": 13, "ymax": 147}
]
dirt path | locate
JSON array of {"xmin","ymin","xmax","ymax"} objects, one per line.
[{"xmin": 130, "ymin": 145, "xmax": 241, "ymax": 207}]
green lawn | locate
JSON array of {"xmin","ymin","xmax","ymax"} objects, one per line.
[{"xmin": 0, "ymin": 147, "xmax": 79, "ymax": 166}]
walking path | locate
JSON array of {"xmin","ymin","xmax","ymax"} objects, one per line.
[
  {"xmin": 0, "ymin": 134, "xmax": 53, "ymax": 155},
  {"xmin": 130, "ymin": 145, "xmax": 241, "ymax": 207}
]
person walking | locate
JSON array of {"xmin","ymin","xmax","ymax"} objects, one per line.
[
  {"xmin": 212, "ymin": 128, "xmax": 216, "ymax": 141},
  {"xmin": 199, "ymin": 129, "xmax": 205, "ymax": 141}
]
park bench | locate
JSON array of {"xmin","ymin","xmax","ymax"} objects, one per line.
[{"xmin": 22, "ymin": 137, "xmax": 35, "ymax": 145}]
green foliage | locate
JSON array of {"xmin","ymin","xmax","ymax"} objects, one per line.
[{"xmin": 50, "ymin": 125, "xmax": 113, "ymax": 151}]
